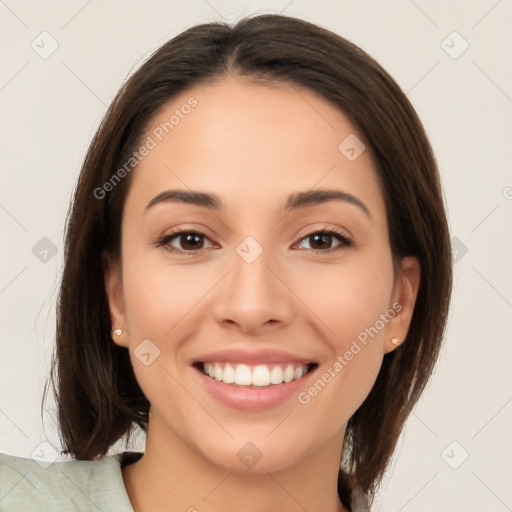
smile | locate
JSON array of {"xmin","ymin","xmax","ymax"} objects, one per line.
[{"xmin": 197, "ymin": 362, "xmax": 317, "ymax": 387}]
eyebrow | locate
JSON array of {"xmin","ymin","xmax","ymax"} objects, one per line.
[{"xmin": 144, "ymin": 188, "xmax": 371, "ymax": 218}]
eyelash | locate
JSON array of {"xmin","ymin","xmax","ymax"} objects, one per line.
[{"xmin": 154, "ymin": 227, "xmax": 353, "ymax": 256}]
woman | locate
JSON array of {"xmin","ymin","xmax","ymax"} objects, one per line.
[{"xmin": 0, "ymin": 13, "xmax": 452, "ymax": 512}]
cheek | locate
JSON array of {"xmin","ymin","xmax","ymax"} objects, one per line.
[
  {"xmin": 293, "ymin": 264, "xmax": 392, "ymax": 433},
  {"xmin": 118, "ymin": 247, "xmax": 211, "ymax": 397},
  {"xmin": 296, "ymin": 254, "xmax": 394, "ymax": 426},
  {"xmin": 291, "ymin": 254, "xmax": 395, "ymax": 344},
  {"xmin": 122, "ymin": 254, "xmax": 213, "ymax": 337},
  {"xmin": 119, "ymin": 256, "xmax": 206, "ymax": 415}
]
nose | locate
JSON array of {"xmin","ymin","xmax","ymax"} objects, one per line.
[{"xmin": 211, "ymin": 243, "xmax": 296, "ymax": 335}]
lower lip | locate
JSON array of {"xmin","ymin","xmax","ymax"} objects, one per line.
[{"xmin": 193, "ymin": 365, "xmax": 317, "ymax": 411}]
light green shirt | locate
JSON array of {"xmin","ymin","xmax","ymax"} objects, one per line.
[
  {"xmin": 1, "ymin": 451, "xmax": 370, "ymax": 511},
  {"xmin": 0, "ymin": 451, "xmax": 136, "ymax": 511}
]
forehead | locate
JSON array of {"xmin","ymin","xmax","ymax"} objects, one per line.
[{"xmin": 125, "ymin": 75, "xmax": 385, "ymax": 220}]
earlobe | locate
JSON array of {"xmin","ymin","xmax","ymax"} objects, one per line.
[
  {"xmin": 384, "ymin": 256, "xmax": 421, "ymax": 354},
  {"xmin": 103, "ymin": 251, "xmax": 128, "ymax": 347}
]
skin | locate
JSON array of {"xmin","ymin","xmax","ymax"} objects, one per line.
[{"xmin": 104, "ymin": 75, "xmax": 420, "ymax": 512}]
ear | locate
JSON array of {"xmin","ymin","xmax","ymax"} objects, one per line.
[
  {"xmin": 102, "ymin": 251, "xmax": 128, "ymax": 348},
  {"xmin": 384, "ymin": 256, "xmax": 421, "ymax": 354}
]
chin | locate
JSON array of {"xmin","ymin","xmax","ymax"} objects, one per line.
[{"xmin": 195, "ymin": 433, "xmax": 310, "ymax": 475}]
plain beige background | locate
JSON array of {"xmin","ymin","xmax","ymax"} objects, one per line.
[{"xmin": 0, "ymin": 1, "xmax": 511, "ymax": 511}]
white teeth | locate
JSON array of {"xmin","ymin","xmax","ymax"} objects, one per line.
[
  {"xmin": 201, "ymin": 362, "xmax": 310, "ymax": 386},
  {"xmin": 214, "ymin": 363, "xmax": 223, "ymax": 381},
  {"xmin": 270, "ymin": 365, "xmax": 283, "ymax": 384},
  {"xmin": 223, "ymin": 363, "xmax": 235, "ymax": 383},
  {"xmin": 252, "ymin": 365, "xmax": 270, "ymax": 386},
  {"xmin": 283, "ymin": 364, "xmax": 295, "ymax": 383},
  {"xmin": 234, "ymin": 364, "xmax": 252, "ymax": 385}
]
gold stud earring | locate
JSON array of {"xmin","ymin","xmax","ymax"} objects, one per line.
[
  {"xmin": 112, "ymin": 328, "xmax": 122, "ymax": 337},
  {"xmin": 391, "ymin": 337, "xmax": 399, "ymax": 346}
]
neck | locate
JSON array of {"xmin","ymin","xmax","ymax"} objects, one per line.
[{"xmin": 122, "ymin": 417, "xmax": 349, "ymax": 512}]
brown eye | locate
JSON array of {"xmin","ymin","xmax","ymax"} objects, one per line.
[
  {"xmin": 296, "ymin": 230, "xmax": 353, "ymax": 253},
  {"xmin": 156, "ymin": 231, "xmax": 214, "ymax": 254},
  {"xmin": 309, "ymin": 233, "xmax": 334, "ymax": 250},
  {"xmin": 176, "ymin": 233, "xmax": 205, "ymax": 251}
]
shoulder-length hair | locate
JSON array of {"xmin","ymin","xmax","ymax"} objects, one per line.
[{"xmin": 44, "ymin": 13, "xmax": 452, "ymax": 507}]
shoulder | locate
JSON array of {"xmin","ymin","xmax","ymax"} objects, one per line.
[{"xmin": 0, "ymin": 451, "xmax": 137, "ymax": 511}]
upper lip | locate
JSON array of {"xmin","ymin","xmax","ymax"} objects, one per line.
[{"xmin": 192, "ymin": 348, "xmax": 317, "ymax": 366}]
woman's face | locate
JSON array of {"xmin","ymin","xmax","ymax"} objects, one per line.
[{"xmin": 105, "ymin": 76, "xmax": 419, "ymax": 474}]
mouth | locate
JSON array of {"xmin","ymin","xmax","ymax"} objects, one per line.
[{"xmin": 192, "ymin": 361, "xmax": 319, "ymax": 388}]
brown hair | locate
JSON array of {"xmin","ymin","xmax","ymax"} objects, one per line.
[{"xmin": 44, "ymin": 13, "xmax": 452, "ymax": 508}]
